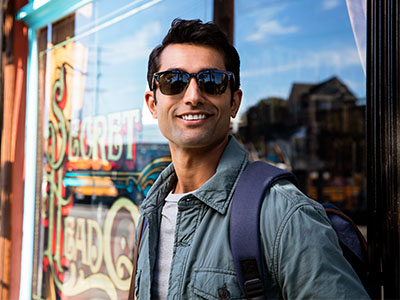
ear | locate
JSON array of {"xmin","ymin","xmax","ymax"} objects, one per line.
[
  {"xmin": 145, "ymin": 90, "xmax": 157, "ymax": 119},
  {"xmin": 230, "ymin": 89, "xmax": 242, "ymax": 118}
]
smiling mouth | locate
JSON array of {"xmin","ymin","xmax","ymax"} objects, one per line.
[{"xmin": 179, "ymin": 114, "xmax": 210, "ymax": 121}]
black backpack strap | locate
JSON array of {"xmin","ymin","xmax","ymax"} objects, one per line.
[
  {"xmin": 128, "ymin": 216, "xmax": 147, "ymax": 300},
  {"xmin": 230, "ymin": 161, "xmax": 297, "ymax": 299}
]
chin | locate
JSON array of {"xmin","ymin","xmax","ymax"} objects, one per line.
[{"xmin": 172, "ymin": 134, "xmax": 228, "ymax": 150}]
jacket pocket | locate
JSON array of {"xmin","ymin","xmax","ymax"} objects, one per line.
[{"xmin": 192, "ymin": 268, "xmax": 245, "ymax": 300}]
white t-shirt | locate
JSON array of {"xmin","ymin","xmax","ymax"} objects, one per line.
[{"xmin": 152, "ymin": 191, "xmax": 191, "ymax": 299}]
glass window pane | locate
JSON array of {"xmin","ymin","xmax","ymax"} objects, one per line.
[
  {"xmin": 235, "ymin": 0, "xmax": 366, "ymax": 222},
  {"xmin": 34, "ymin": 1, "xmax": 212, "ymax": 299}
]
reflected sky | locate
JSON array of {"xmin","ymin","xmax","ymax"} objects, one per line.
[
  {"xmin": 41, "ymin": 0, "xmax": 365, "ymax": 143},
  {"xmin": 235, "ymin": 0, "xmax": 365, "ymax": 115}
]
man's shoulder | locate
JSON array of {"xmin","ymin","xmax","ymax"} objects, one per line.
[
  {"xmin": 260, "ymin": 179, "xmax": 328, "ymax": 231},
  {"xmin": 267, "ymin": 179, "xmax": 323, "ymax": 211}
]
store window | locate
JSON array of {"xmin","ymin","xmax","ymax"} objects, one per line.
[
  {"xmin": 31, "ymin": 0, "xmax": 367, "ymax": 298},
  {"xmin": 33, "ymin": 0, "xmax": 212, "ymax": 299},
  {"xmin": 235, "ymin": 0, "xmax": 366, "ymax": 220}
]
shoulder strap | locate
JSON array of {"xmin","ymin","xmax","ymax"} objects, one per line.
[
  {"xmin": 230, "ymin": 161, "xmax": 297, "ymax": 299},
  {"xmin": 128, "ymin": 217, "xmax": 147, "ymax": 300}
]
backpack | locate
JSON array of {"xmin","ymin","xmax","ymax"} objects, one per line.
[
  {"xmin": 230, "ymin": 161, "xmax": 370, "ymax": 299},
  {"xmin": 129, "ymin": 161, "xmax": 370, "ymax": 299}
]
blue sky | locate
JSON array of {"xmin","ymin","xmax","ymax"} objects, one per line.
[
  {"xmin": 45, "ymin": 0, "xmax": 366, "ymax": 143},
  {"xmin": 234, "ymin": 0, "xmax": 365, "ymax": 114}
]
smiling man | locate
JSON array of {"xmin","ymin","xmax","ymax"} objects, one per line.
[{"xmin": 131, "ymin": 19, "xmax": 369, "ymax": 299}]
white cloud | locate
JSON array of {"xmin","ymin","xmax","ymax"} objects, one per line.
[
  {"xmin": 244, "ymin": 3, "xmax": 288, "ymax": 20},
  {"xmin": 247, "ymin": 20, "xmax": 298, "ymax": 42},
  {"xmin": 102, "ymin": 22, "xmax": 161, "ymax": 64},
  {"xmin": 322, "ymin": 0, "xmax": 341, "ymax": 10},
  {"xmin": 241, "ymin": 46, "xmax": 361, "ymax": 78}
]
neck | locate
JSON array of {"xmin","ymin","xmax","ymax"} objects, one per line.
[{"xmin": 170, "ymin": 137, "xmax": 229, "ymax": 194}]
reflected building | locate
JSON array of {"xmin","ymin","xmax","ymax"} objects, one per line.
[
  {"xmin": 1, "ymin": 0, "xmax": 374, "ymax": 298},
  {"xmin": 238, "ymin": 76, "xmax": 366, "ymax": 218}
]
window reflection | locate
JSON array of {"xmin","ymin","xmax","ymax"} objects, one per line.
[
  {"xmin": 34, "ymin": 0, "xmax": 212, "ymax": 299},
  {"xmin": 235, "ymin": 0, "xmax": 366, "ymax": 220},
  {"xmin": 32, "ymin": 0, "xmax": 366, "ymax": 298}
]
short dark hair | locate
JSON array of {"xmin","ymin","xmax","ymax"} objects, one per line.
[{"xmin": 147, "ymin": 18, "xmax": 240, "ymax": 92}]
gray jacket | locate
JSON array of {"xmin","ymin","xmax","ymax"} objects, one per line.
[{"xmin": 135, "ymin": 136, "xmax": 370, "ymax": 299}]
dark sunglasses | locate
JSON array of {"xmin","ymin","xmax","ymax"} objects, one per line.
[{"xmin": 152, "ymin": 69, "xmax": 235, "ymax": 96}]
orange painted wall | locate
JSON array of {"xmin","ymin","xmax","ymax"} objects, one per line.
[
  {"xmin": 0, "ymin": 0, "xmax": 28, "ymax": 298},
  {"xmin": 9, "ymin": 0, "xmax": 28, "ymax": 297}
]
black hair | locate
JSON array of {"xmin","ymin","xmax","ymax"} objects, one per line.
[{"xmin": 147, "ymin": 18, "xmax": 240, "ymax": 93}]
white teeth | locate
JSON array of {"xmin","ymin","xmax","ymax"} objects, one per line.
[{"xmin": 181, "ymin": 114, "xmax": 207, "ymax": 120}]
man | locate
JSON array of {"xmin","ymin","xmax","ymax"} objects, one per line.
[{"xmin": 132, "ymin": 18, "xmax": 369, "ymax": 299}]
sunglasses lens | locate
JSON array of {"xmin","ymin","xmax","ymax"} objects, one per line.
[
  {"xmin": 158, "ymin": 72, "xmax": 188, "ymax": 95},
  {"xmin": 199, "ymin": 71, "xmax": 228, "ymax": 95},
  {"xmin": 155, "ymin": 70, "xmax": 231, "ymax": 95}
]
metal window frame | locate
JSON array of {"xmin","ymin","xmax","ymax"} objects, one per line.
[
  {"xmin": 16, "ymin": 1, "xmax": 94, "ymax": 299},
  {"xmin": 367, "ymin": 0, "xmax": 400, "ymax": 298},
  {"xmin": 16, "ymin": 0, "xmax": 95, "ymax": 29},
  {"xmin": 17, "ymin": 0, "xmax": 400, "ymax": 298}
]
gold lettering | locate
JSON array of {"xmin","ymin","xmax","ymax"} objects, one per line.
[
  {"xmin": 68, "ymin": 119, "xmax": 80, "ymax": 160},
  {"xmin": 64, "ymin": 216, "xmax": 76, "ymax": 261},
  {"xmin": 93, "ymin": 115, "xmax": 107, "ymax": 161},
  {"xmin": 80, "ymin": 116, "xmax": 93, "ymax": 159},
  {"xmin": 108, "ymin": 112, "xmax": 123, "ymax": 161},
  {"xmin": 104, "ymin": 197, "xmax": 140, "ymax": 290},
  {"xmin": 123, "ymin": 110, "xmax": 140, "ymax": 161},
  {"xmin": 70, "ymin": 109, "xmax": 141, "ymax": 163},
  {"xmin": 87, "ymin": 219, "xmax": 103, "ymax": 273},
  {"xmin": 75, "ymin": 218, "xmax": 88, "ymax": 264}
]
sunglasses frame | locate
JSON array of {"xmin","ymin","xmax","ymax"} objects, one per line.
[{"xmin": 152, "ymin": 69, "xmax": 235, "ymax": 96}]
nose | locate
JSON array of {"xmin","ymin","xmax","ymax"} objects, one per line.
[{"xmin": 183, "ymin": 77, "xmax": 205, "ymax": 106}]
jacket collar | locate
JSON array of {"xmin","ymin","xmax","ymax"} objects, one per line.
[{"xmin": 140, "ymin": 136, "xmax": 249, "ymax": 215}]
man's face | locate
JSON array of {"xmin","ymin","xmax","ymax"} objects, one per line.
[{"xmin": 145, "ymin": 44, "xmax": 242, "ymax": 152}]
